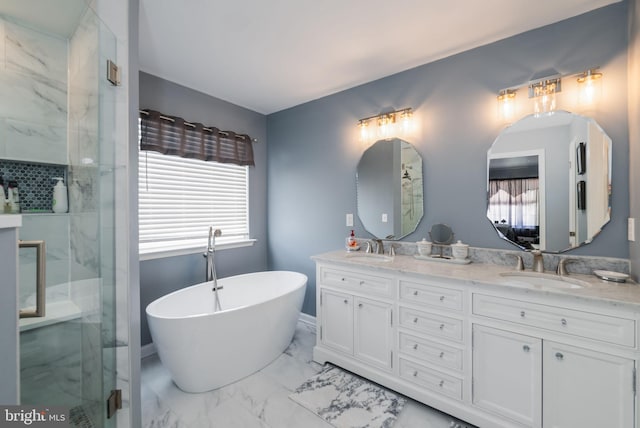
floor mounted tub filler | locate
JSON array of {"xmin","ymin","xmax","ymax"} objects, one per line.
[{"xmin": 146, "ymin": 271, "xmax": 307, "ymax": 392}]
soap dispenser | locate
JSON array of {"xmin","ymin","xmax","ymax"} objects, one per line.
[
  {"xmin": 52, "ymin": 177, "xmax": 68, "ymax": 213},
  {"xmin": 346, "ymin": 229, "xmax": 359, "ymax": 251}
]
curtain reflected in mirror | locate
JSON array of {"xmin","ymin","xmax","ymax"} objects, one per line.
[{"xmin": 488, "ymin": 154, "xmax": 540, "ymax": 249}]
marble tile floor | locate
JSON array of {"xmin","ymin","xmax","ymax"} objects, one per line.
[{"xmin": 142, "ymin": 320, "xmax": 475, "ymax": 428}]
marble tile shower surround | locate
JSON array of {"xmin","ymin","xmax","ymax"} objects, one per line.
[
  {"xmin": 351, "ymin": 238, "xmax": 630, "ymax": 275},
  {"xmin": 0, "ymin": 18, "xmax": 68, "ymax": 166},
  {"xmin": 142, "ymin": 320, "xmax": 476, "ymax": 428}
]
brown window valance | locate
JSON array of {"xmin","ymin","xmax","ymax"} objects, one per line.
[{"xmin": 139, "ymin": 109, "xmax": 255, "ymax": 166}]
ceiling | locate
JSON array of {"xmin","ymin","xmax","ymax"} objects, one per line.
[
  {"xmin": 0, "ymin": 0, "xmax": 88, "ymax": 37},
  {"xmin": 139, "ymin": 0, "xmax": 620, "ymax": 115}
]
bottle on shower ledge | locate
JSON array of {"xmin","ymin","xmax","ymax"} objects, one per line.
[
  {"xmin": 7, "ymin": 180, "xmax": 20, "ymax": 213},
  {"xmin": 52, "ymin": 177, "xmax": 68, "ymax": 213},
  {"xmin": 0, "ymin": 175, "xmax": 5, "ymax": 213}
]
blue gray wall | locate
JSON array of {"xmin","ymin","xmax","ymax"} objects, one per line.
[
  {"xmin": 629, "ymin": 0, "xmax": 640, "ymax": 281},
  {"xmin": 267, "ymin": 3, "xmax": 631, "ymax": 316},
  {"xmin": 138, "ymin": 72, "xmax": 268, "ymax": 346}
]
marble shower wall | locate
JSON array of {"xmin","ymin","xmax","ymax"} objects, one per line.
[
  {"xmin": 0, "ymin": 18, "xmax": 73, "ymax": 307},
  {"xmin": 0, "ymin": 17, "xmax": 68, "ymax": 164}
]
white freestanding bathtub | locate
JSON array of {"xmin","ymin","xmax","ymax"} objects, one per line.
[{"xmin": 146, "ymin": 271, "xmax": 307, "ymax": 393}]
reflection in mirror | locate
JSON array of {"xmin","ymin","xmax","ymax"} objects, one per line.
[
  {"xmin": 487, "ymin": 111, "xmax": 611, "ymax": 252},
  {"xmin": 429, "ymin": 223, "xmax": 454, "ymax": 244},
  {"xmin": 356, "ymin": 138, "xmax": 423, "ymax": 240}
]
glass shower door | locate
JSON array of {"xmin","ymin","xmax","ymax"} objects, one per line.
[{"xmin": 0, "ymin": 2, "xmax": 118, "ymax": 426}]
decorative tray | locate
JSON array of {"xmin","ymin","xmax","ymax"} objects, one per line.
[
  {"xmin": 414, "ymin": 255, "xmax": 471, "ymax": 265},
  {"xmin": 593, "ymin": 270, "xmax": 629, "ymax": 283}
]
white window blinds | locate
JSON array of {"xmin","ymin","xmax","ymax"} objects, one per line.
[{"xmin": 138, "ymin": 149, "xmax": 250, "ymax": 255}]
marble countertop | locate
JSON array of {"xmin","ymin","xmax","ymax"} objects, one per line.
[
  {"xmin": 312, "ymin": 250, "xmax": 640, "ymax": 311},
  {"xmin": 0, "ymin": 214, "xmax": 21, "ymax": 229}
]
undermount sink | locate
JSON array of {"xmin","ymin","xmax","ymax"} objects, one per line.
[
  {"xmin": 344, "ymin": 252, "xmax": 393, "ymax": 262},
  {"xmin": 499, "ymin": 271, "xmax": 590, "ymax": 289}
]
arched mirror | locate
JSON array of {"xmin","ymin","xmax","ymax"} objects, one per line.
[
  {"xmin": 487, "ymin": 111, "xmax": 611, "ymax": 252},
  {"xmin": 356, "ymin": 138, "xmax": 423, "ymax": 239}
]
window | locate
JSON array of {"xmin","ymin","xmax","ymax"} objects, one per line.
[{"xmin": 138, "ymin": 147, "xmax": 252, "ymax": 258}]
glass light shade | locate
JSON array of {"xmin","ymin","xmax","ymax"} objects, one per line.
[
  {"xmin": 377, "ymin": 115, "xmax": 396, "ymax": 139},
  {"xmin": 532, "ymin": 82, "xmax": 557, "ymax": 115},
  {"xmin": 359, "ymin": 120, "xmax": 371, "ymax": 143},
  {"xmin": 497, "ymin": 90, "xmax": 516, "ymax": 123},
  {"xmin": 400, "ymin": 110, "xmax": 413, "ymax": 135},
  {"xmin": 577, "ymin": 70, "xmax": 602, "ymax": 108}
]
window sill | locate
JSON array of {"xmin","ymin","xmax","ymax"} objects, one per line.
[{"xmin": 139, "ymin": 239, "xmax": 256, "ymax": 261}]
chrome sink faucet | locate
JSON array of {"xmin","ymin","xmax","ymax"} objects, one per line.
[
  {"xmin": 556, "ymin": 258, "xmax": 576, "ymax": 276},
  {"xmin": 531, "ymin": 250, "xmax": 544, "ymax": 273},
  {"xmin": 373, "ymin": 239, "xmax": 384, "ymax": 254}
]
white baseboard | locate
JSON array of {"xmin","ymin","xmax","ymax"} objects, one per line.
[
  {"xmin": 141, "ymin": 342, "xmax": 157, "ymax": 359},
  {"xmin": 299, "ymin": 312, "xmax": 316, "ymax": 327}
]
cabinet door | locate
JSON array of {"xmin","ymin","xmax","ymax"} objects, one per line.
[
  {"xmin": 354, "ymin": 296, "xmax": 392, "ymax": 370},
  {"xmin": 543, "ymin": 341, "xmax": 635, "ymax": 428},
  {"xmin": 472, "ymin": 325, "xmax": 542, "ymax": 427},
  {"xmin": 320, "ymin": 289, "xmax": 353, "ymax": 355}
]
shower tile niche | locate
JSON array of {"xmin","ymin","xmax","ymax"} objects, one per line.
[{"xmin": 0, "ymin": 160, "xmax": 67, "ymax": 212}]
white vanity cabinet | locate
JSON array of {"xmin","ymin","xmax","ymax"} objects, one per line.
[
  {"xmin": 397, "ymin": 278, "xmax": 466, "ymax": 401},
  {"xmin": 472, "ymin": 325, "xmax": 542, "ymax": 427},
  {"xmin": 472, "ymin": 293, "xmax": 637, "ymax": 428},
  {"xmin": 317, "ymin": 265, "xmax": 394, "ymax": 371},
  {"xmin": 542, "ymin": 341, "xmax": 635, "ymax": 428},
  {"xmin": 313, "ymin": 253, "xmax": 640, "ymax": 428}
]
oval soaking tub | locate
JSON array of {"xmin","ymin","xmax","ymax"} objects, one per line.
[{"xmin": 146, "ymin": 270, "xmax": 307, "ymax": 393}]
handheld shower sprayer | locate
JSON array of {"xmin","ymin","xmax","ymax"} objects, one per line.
[{"xmin": 205, "ymin": 226, "xmax": 223, "ymax": 311}]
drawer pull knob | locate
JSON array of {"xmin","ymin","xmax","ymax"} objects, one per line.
[
  {"xmin": 413, "ymin": 317, "xmax": 419, "ymax": 324},
  {"xmin": 413, "ymin": 344, "xmax": 418, "ymax": 350},
  {"xmin": 561, "ymin": 318, "xmax": 567, "ymax": 326},
  {"xmin": 341, "ymin": 278, "xmax": 346, "ymax": 281},
  {"xmin": 439, "ymin": 380, "xmax": 444, "ymax": 388},
  {"xmin": 439, "ymin": 352, "xmax": 445, "ymax": 358},
  {"xmin": 556, "ymin": 352, "xmax": 564, "ymax": 361},
  {"xmin": 358, "ymin": 303, "xmax": 363, "ymax": 308},
  {"xmin": 413, "ymin": 290, "xmax": 419, "ymax": 296},
  {"xmin": 343, "ymin": 299, "xmax": 348, "ymax": 304},
  {"xmin": 439, "ymin": 324, "xmax": 445, "ymax": 330},
  {"xmin": 523, "ymin": 345, "xmax": 530, "ymax": 352},
  {"xmin": 440, "ymin": 296, "xmax": 445, "ymax": 302},
  {"xmin": 413, "ymin": 371, "xmax": 418, "ymax": 377},
  {"xmin": 520, "ymin": 311, "xmax": 526, "ymax": 318},
  {"xmin": 360, "ymin": 280, "xmax": 365, "ymax": 285}
]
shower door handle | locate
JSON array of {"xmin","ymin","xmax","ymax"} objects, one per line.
[{"xmin": 19, "ymin": 240, "xmax": 46, "ymax": 318}]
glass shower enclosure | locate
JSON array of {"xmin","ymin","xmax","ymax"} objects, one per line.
[{"xmin": 0, "ymin": 1, "xmax": 119, "ymax": 426}]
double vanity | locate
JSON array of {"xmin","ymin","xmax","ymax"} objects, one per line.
[{"xmin": 312, "ymin": 250, "xmax": 640, "ymax": 428}]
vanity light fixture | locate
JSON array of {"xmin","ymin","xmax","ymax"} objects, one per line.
[
  {"xmin": 358, "ymin": 107, "xmax": 413, "ymax": 144},
  {"xmin": 497, "ymin": 89, "xmax": 517, "ymax": 123},
  {"xmin": 577, "ymin": 68, "xmax": 603, "ymax": 108},
  {"xmin": 529, "ymin": 75, "xmax": 561, "ymax": 115}
]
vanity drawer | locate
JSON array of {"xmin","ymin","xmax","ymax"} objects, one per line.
[
  {"xmin": 473, "ymin": 294, "xmax": 636, "ymax": 347},
  {"xmin": 319, "ymin": 266, "xmax": 393, "ymax": 297},
  {"xmin": 399, "ymin": 306, "xmax": 463, "ymax": 342},
  {"xmin": 399, "ymin": 280, "xmax": 463, "ymax": 312},
  {"xmin": 399, "ymin": 357, "xmax": 462, "ymax": 400},
  {"xmin": 399, "ymin": 331, "xmax": 463, "ymax": 371}
]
